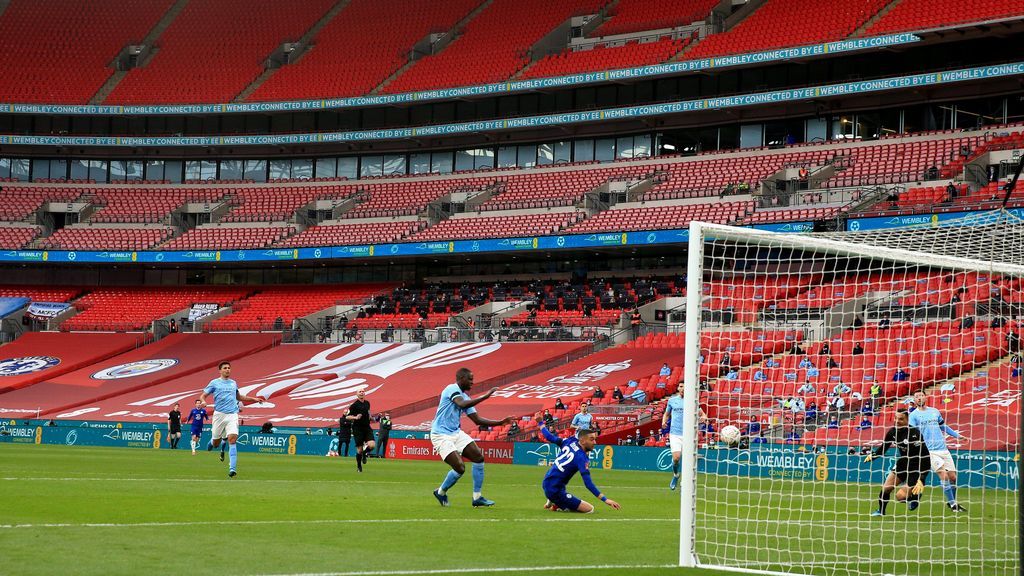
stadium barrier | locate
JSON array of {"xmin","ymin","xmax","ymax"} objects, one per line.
[{"xmin": 3, "ymin": 423, "xmax": 1013, "ymax": 490}]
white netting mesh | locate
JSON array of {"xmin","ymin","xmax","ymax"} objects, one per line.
[{"xmin": 686, "ymin": 209, "xmax": 1022, "ymax": 576}]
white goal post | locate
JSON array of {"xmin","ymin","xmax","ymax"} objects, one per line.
[{"xmin": 680, "ymin": 214, "xmax": 1024, "ymax": 576}]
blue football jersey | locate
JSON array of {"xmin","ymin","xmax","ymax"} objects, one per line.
[{"xmin": 540, "ymin": 427, "xmax": 602, "ymax": 498}]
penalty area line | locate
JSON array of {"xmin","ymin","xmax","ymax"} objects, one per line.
[
  {"xmin": 0, "ymin": 518, "xmax": 677, "ymax": 530},
  {"xmin": 252, "ymin": 564, "xmax": 679, "ymax": 576}
]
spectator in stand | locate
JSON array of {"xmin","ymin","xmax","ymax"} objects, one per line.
[
  {"xmin": 699, "ymin": 419, "xmax": 716, "ymax": 438},
  {"xmin": 852, "ymin": 342, "xmax": 865, "ymax": 355},
  {"xmin": 554, "ymin": 398, "xmax": 566, "ymax": 411},
  {"xmin": 745, "ymin": 416, "xmax": 761, "ymax": 436},
  {"xmin": 752, "ymin": 432, "xmax": 768, "ymax": 444},
  {"xmin": 630, "ymin": 308, "xmax": 642, "ymax": 339},
  {"xmin": 798, "ymin": 357, "xmax": 814, "ymax": 370},
  {"xmin": 507, "ymin": 420, "xmax": 521, "ymax": 438},
  {"xmin": 571, "ymin": 404, "xmax": 594, "ymax": 435},
  {"xmin": 789, "ymin": 342, "xmax": 805, "ymax": 355},
  {"xmin": 720, "ymin": 352, "xmax": 732, "ymax": 368},
  {"xmin": 1008, "ymin": 329, "xmax": 1019, "ymax": 354},
  {"xmin": 861, "ymin": 401, "xmax": 875, "ymax": 417},
  {"xmin": 805, "ymin": 401, "xmax": 819, "ymax": 424},
  {"xmin": 612, "ymin": 387, "xmax": 624, "ymax": 403},
  {"xmin": 792, "ymin": 397, "xmax": 805, "ymax": 413},
  {"xmin": 169, "ymin": 318, "xmax": 178, "ymax": 333},
  {"xmin": 797, "ymin": 380, "xmax": 816, "ymax": 395},
  {"xmin": 819, "ymin": 342, "xmax": 831, "ymax": 355},
  {"xmin": 634, "ymin": 429, "xmax": 645, "ymax": 446},
  {"xmin": 753, "ymin": 368, "xmax": 768, "ymax": 381},
  {"xmin": 764, "ymin": 357, "xmax": 780, "ymax": 368},
  {"xmin": 893, "ymin": 367, "xmax": 910, "ymax": 382},
  {"xmin": 827, "ymin": 357, "xmax": 840, "ymax": 369},
  {"xmin": 1010, "ymin": 353, "xmax": 1021, "ymax": 379},
  {"xmin": 543, "ymin": 410, "xmax": 556, "ymax": 428},
  {"xmin": 878, "ymin": 318, "xmax": 890, "ymax": 330},
  {"xmin": 382, "ymin": 323, "xmax": 395, "ymax": 343},
  {"xmin": 827, "ymin": 416, "xmax": 840, "ymax": 430},
  {"xmin": 593, "ymin": 386, "xmax": 605, "ymax": 399},
  {"xmin": 856, "ymin": 416, "xmax": 873, "ymax": 430},
  {"xmin": 659, "ymin": 363, "xmax": 671, "ymax": 377},
  {"xmin": 946, "ymin": 181, "xmax": 959, "ymax": 200},
  {"xmin": 833, "ymin": 381, "xmax": 852, "ymax": 395},
  {"xmin": 869, "ymin": 382, "xmax": 882, "ymax": 411},
  {"xmin": 344, "ymin": 323, "xmax": 359, "ymax": 343},
  {"xmin": 725, "ymin": 368, "xmax": 739, "ymax": 380},
  {"xmin": 806, "ymin": 365, "xmax": 820, "ymax": 378},
  {"xmin": 827, "ymin": 393, "xmax": 846, "ymax": 416},
  {"xmin": 784, "ymin": 429, "xmax": 801, "ymax": 443},
  {"xmin": 649, "ymin": 430, "xmax": 659, "ymax": 445}
]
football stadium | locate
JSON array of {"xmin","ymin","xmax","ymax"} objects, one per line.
[{"xmin": 0, "ymin": 1, "xmax": 1022, "ymax": 575}]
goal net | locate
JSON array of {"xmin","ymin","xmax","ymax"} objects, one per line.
[{"xmin": 679, "ymin": 210, "xmax": 1023, "ymax": 576}]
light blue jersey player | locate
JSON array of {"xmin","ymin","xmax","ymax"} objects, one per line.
[
  {"xmin": 538, "ymin": 419, "xmax": 620, "ymax": 513},
  {"xmin": 198, "ymin": 361, "xmax": 263, "ymax": 478},
  {"xmin": 431, "ymin": 368, "xmax": 514, "ymax": 508},
  {"xmin": 909, "ymin": 390, "xmax": 969, "ymax": 512},
  {"xmin": 661, "ymin": 382, "xmax": 705, "ymax": 490}
]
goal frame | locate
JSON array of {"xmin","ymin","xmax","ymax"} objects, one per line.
[{"xmin": 679, "ymin": 218, "xmax": 1024, "ymax": 574}]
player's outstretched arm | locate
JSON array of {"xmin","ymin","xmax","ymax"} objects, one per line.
[
  {"xmin": 236, "ymin": 390, "xmax": 264, "ymax": 405},
  {"xmin": 537, "ymin": 418, "xmax": 564, "ymax": 446},
  {"xmin": 453, "ymin": 387, "xmax": 501, "ymax": 411},
  {"xmin": 580, "ymin": 468, "xmax": 619, "ymax": 510}
]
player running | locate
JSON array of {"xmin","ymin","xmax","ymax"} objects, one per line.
[
  {"xmin": 662, "ymin": 382, "xmax": 705, "ymax": 490},
  {"xmin": 909, "ymin": 390, "xmax": 969, "ymax": 512},
  {"xmin": 864, "ymin": 408, "xmax": 930, "ymax": 516},
  {"xmin": 198, "ymin": 361, "xmax": 264, "ymax": 477},
  {"xmin": 537, "ymin": 417, "xmax": 620, "ymax": 513},
  {"xmin": 431, "ymin": 367, "xmax": 514, "ymax": 508},
  {"xmin": 185, "ymin": 399, "xmax": 209, "ymax": 455}
]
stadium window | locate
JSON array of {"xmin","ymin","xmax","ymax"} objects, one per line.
[
  {"xmin": 697, "ymin": 128, "xmax": 717, "ymax": 153},
  {"xmin": 359, "ymin": 156, "xmax": 383, "ymax": 178},
  {"xmin": 337, "ymin": 157, "xmax": 357, "ymax": 180},
  {"xmin": 955, "ymin": 96, "xmax": 1007, "ymax": 130},
  {"xmin": 455, "ymin": 150, "xmax": 475, "ymax": 171},
  {"xmin": 805, "ymin": 119, "xmax": 827, "ymax": 143},
  {"xmin": 87, "ymin": 160, "xmax": 108, "ymax": 183},
  {"xmin": 517, "ymin": 145, "xmax": 537, "ymax": 168},
  {"xmin": 573, "ymin": 139, "xmax": 594, "ymax": 162},
  {"xmin": 633, "ymin": 134, "xmax": 651, "ymax": 158},
  {"xmin": 537, "ymin": 143, "xmax": 554, "ymax": 166},
  {"xmin": 1007, "ymin": 95, "xmax": 1024, "ymax": 126},
  {"xmin": 739, "ymin": 124, "xmax": 763, "ymax": 148},
  {"xmin": 219, "ymin": 160, "xmax": 243, "ymax": 181},
  {"xmin": 431, "ymin": 152, "xmax": 453, "ymax": 174},
  {"xmin": 616, "ymin": 136, "xmax": 635, "ymax": 159},
  {"xmin": 314, "ymin": 158, "xmax": 337, "ymax": 179},
  {"xmin": 29, "ymin": 159, "xmax": 49, "ymax": 182},
  {"xmin": 269, "ymin": 160, "xmax": 292, "ymax": 180},
  {"xmin": 144, "ymin": 160, "xmax": 164, "ymax": 182},
  {"xmin": 291, "ymin": 159, "xmax": 313, "ymax": 180},
  {"xmin": 48, "ymin": 159, "xmax": 68, "ymax": 180},
  {"xmin": 409, "ymin": 153, "xmax": 431, "ymax": 175},
  {"xmin": 594, "ymin": 139, "xmax": 615, "ymax": 162},
  {"xmin": 110, "ymin": 160, "xmax": 129, "ymax": 181},
  {"xmin": 183, "ymin": 161, "xmax": 202, "ymax": 181},
  {"xmin": 164, "ymin": 160, "xmax": 184, "ymax": 184},
  {"xmin": 497, "ymin": 146, "xmax": 517, "ymax": 168},
  {"xmin": 552, "ymin": 141, "xmax": 571, "ymax": 164},
  {"xmin": 125, "ymin": 161, "xmax": 144, "ymax": 182},
  {"xmin": 831, "ymin": 117, "xmax": 855, "ymax": 141},
  {"xmin": 473, "ymin": 148, "xmax": 494, "ymax": 170},
  {"xmin": 382, "ymin": 154, "xmax": 406, "ymax": 176},
  {"xmin": 243, "ymin": 159, "xmax": 267, "ymax": 182},
  {"xmin": 0, "ymin": 157, "xmax": 13, "ymax": 179}
]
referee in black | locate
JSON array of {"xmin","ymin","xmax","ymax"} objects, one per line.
[
  {"xmin": 865, "ymin": 408, "xmax": 930, "ymax": 516},
  {"xmin": 167, "ymin": 403, "xmax": 182, "ymax": 449},
  {"xmin": 346, "ymin": 389, "xmax": 375, "ymax": 472}
]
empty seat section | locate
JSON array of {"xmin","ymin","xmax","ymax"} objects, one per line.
[
  {"xmin": 591, "ymin": 0, "xmax": 719, "ymax": 36},
  {"xmin": 567, "ymin": 202, "xmax": 751, "ymax": 233},
  {"xmin": 220, "ymin": 185, "xmax": 352, "ymax": 222},
  {"xmin": 383, "ymin": 0, "xmax": 608, "ymax": 94},
  {"xmin": 209, "ymin": 284, "xmax": 391, "ymax": 331},
  {"xmin": 106, "ymin": 0, "xmax": 335, "ymax": 104},
  {"xmin": 90, "ymin": 188, "xmax": 224, "ymax": 223},
  {"xmin": 521, "ymin": 37, "xmax": 689, "ymax": 79},
  {"xmin": 342, "ymin": 179, "xmax": 490, "ymax": 219},
  {"xmin": 41, "ymin": 226, "xmax": 173, "ymax": 250},
  {"xmin": 864, "ymin": 0, "xmax": 1022, "ymax": 35},
  {"xmin": 684, "ymin": 0, "xmax": 890, "ymax": 60},
  {"xmin": 248, "ymin": 0, "xmax": 480, "ymax": 101},
  {"xmin": 0, "ymin": 0, "xmax": 174, "ymax": 103},
  {"xmin": 61, "ymin": 286, "xmax": 250, "ymax": 331},
  {"xmin": 410, "ymin": 211, "xmax": 584, "ymax": 241},
  {"xmin": 743, "ymin": 207, "xmax": 842, "ymax": 224},
  {"xmin": 279, "ymin": 220, "xmax": 423, "ymax": 247},
  {"xmin": 0, "ymin": 226, "xmax": 41, "ymax": 249},
  {"xmin": 823, "ymin": 136, "xmax": 980, "ymax": 188},
  {"xmin": 478, "ymin": 167, "xmax": 647, "ymax": 211},
  {"xmin": 0, "ymin": 187, "xmax": 82, "ymax": 220},
  {"xmin": 161, "ymin": 225, "xmax": 295, "ymax": 250},
  {"xmin": 0, "ymin": 285, "xmax": 81, "ymax": 302}
]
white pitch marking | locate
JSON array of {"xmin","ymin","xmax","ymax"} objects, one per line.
[
  {"xmin": 251, "ymin": 564, "xmax": 678, "ymax": 576},
  {"xmin": 0, "ymin": 518, "xmax": 676, "ymax": 530}
]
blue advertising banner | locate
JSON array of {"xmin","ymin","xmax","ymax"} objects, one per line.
[
  {"xmin": 846, "ymin": 207, "xmax": 1024, "ymax": 232},
  {"xmin": 0, "ymin": 34, "xmax": 919, "ymax": 117},
  {"xmin": 2, "ymin": 59, "xmax": 1018, "ymax": 148}
]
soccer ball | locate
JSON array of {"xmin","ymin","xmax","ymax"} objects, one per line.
[{"xmin": 720, "ymin": 425, "xmax": 741, "ymax": 446}]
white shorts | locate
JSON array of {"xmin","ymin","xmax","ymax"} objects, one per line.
[
  {"xmin": 211, "ymin": 412, "xmax": 239, "ymax": 439},
  {"xmin": 929, "ymin": 450, "xmax": 957, "ymax": 473},
  {"xmin": 431, "ymin": 431, "xmax": 475, "ymax": 460},
  {"xmin": 670, "ymin": 434, "xmax": 684, "ymax": 454}
]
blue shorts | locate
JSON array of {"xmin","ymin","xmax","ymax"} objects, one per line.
[
  {"xmin": 190, "ymin": 426, "xmax": 203, "ymax": 438},
  {"xmin": 544, "ymin": 486, "xmax": 582, "ymax": 511}
]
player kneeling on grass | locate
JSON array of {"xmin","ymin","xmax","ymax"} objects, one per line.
[
  {"xmin": 864, "ymin": 408, "xmax": 930, "ymax": 516},
  {"xmin": 538, "ymin": 417, "xmax": 620, "ymax": 513}
]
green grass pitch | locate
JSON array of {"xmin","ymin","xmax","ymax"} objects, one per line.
[{"xmin": 0, "ymin": 444, "xmax": 1016, "ymax": 576}]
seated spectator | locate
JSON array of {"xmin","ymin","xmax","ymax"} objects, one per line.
[
  {"xmin": 784, "ymin": 430, "xmax": 801, "ymax": 443},
  {"xmin": 612, "ymin": 386, "xmax": 624, "ymax": 403},
  {"xmin": 753, "ymin": 369, "xmax": 768, "ymax": 381},
  {"xmin": 725, "ymin": 369, "xmax": 739, "ymax": 380},
  {"xmin": 861, "ymin": 402, "xmax": 874, "ymax": 416},
  {"xmin": 826, "ymin": 357, "xmax": 840, "ymax": 369},
  {"xmin": 856, "ymin": 417, "xmax": 872, "ymax": 430},
  {"xmin": 554, "ymin": 398, "xmax": 566, "ymax": 411},
  {"xmin": 959, "ymin": 316, "xmax": 974, "ymax": 330},
  {"xmin": 791, "ymin": 397, "xmax": 805, "ymax": 412},
  {"xmin": 798, "ymin": 357, "xmax": 814, "ymax": 369},
  {"xmin": 789, "ymin": 342, "xmax": 805, "ymax": 355},
  {"xmin": 543, "ymin": 410, "xmax": 555, "ymax": 427},
  {"xmin": 878, "ymin": 318, "xmax": 890, "ymax": 330},
  {"xmin": 833, "ymin": 381, "xmax": 851, "ymax": 395},
  {"xmin": 827, "ymin": 394, "xmax": 846, "ymax": 413},
  {"xmin": 806, "ymin": 366, "xmax": 820, "ymax": 377},
  {"xmin": 720, "ymin": 352, "xmax": 732, "ymax": 367},
  {"xmin": 699, "ymin": 420, "xmax": 716, "ymax": 435},
  {"xmin": 593, "ymin": 386, "xmax": 606, "ymax": 399},
  {"xmin": 659, "ymin": 363, "xmax": 671, "ymax": 377},
  {"xmin": 852, "ymin": 342, "xmax": 864, "ymax": 355},
  {"xmin": 635, "ymin": 429, "xmax": 646, "ymax": 446},
  {"xmin": 745, "ymin": 416, "xmax": 761, "ymax": 436},
  {"xmin": 826, "ymin": 416, "xmax": 840, "ymax": 429},
  {"xmin": 752, "ymin": 433, "xmax": 768, "ymax": 444},
  {"xmin": 764, "ymin": 358, "xmax": 780, "ymax": 368},
  {"xmin": 507, "ymin": 420, "xmax": 521, "ymax": 438},
  {"xmin": 797, "ymin": 381, "xmax": 816, "ymax": 395},
  {"xmin": 819, "ymin": 342, "xmax": 831, "ymax": 355},
  {"xmin": 804, "ymin": 402, "xmax": 819, "ymax": 423},
  {"xmin": 892, "ymin": 367, "xmax": 910, "ymax": 382}
]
